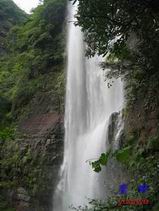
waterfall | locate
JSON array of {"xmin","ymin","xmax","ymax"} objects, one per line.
[{"xmin": 53, "ymin": 2, "xmax": 123, "ymax": 211}]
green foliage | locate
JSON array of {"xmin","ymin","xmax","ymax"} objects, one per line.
[
  {"xmin": 74, "ymin": 0, "xmax": 159, "ymax": 81},
  {"xmin": 0, "ymin": 0, "xmax": 27, "ymax": 53},
  {"xmin": 0, "ymin": 1, "xmax": 28, "ymax": 123},
  {"xmin": 91, "ymin": 161, "xmax": 101, "ymax": 173},
  {"xmin": 82, "ymin": 135, "xmax": 159, "ymax": 210},
  {"xmin": 0, "ymin": 0, "xmax": 27, "ymax": 23},
  {"xmin": 91, "ymin": 152, "xmax": 110, "ymax": 172},
  {"xmin": 0, "ymin": 140, "xmax": 37, "ymax": 191},
  {"xmin": 146, "ymin": 136, "xmax": 159, "ymax": 151},
  {"xmin": 75, "ymin": 137, "xmax": 159, "ymax": 211},
  {"xmin": 0, "ymin": 127, "xmax": 15, "ymax": 142},
  {"xmin": 0, "ymin": 195, "xmax": 15, "ymax": 211},
  {"xmin": 90, "ymin": 146, "xmax": 132, "ymax": 173},
  {"xmin": 0, "ymin": 96, "xmax": 11, "ymax": 122},
  {"xmin": 0, "ymin": 0, "xmax": 66, "ymax": 121},
  {"xmin": 115, "ymin": 146, "xmax": 132, "ymax": 165}
]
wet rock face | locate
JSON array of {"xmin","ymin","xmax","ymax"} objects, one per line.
[
  {"xmin": 0, "ymin": 72, "xmax": 64, "ymax": 211},
  {"xmin": 14, "ymin": 116, "xmax": 64, "ymax": 211},
  {"xmin": 107, "ymin": 112, "xmax": 124, "ymax": 150},
  {"xmin": 0, "ymin": 113, "xmax": 64, "ymax": 211},
  {"xmin": 8, "ymin": 89, "xmax": 65, "ymax": 211},
  {"xmin": 107, "ymin": 112, "xmax": 119, "ymax": 145},
  {"xmin": 14, "ymin": 188, "xmax": 30, "ymax": 211},
  {"xmin": 104, "ymin": 112, "xmax": 129, "ymax": 197},
  {"xmin": 125, "ymin": 87, "xmax": 159, "ymax": 144}
]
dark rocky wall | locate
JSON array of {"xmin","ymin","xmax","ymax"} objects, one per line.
[
  {"xmin": 125, "ymin": 81, "xmax": 159, "ymax": 144},
  {"xmin": 0, "ymin": 89, "xmax": 64, "ymax": 211},
  {"xmin": 14, "ymin": 118, "xmax": 64, "ymax": 211}
]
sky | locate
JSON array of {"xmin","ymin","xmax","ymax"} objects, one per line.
[{"xmin": 13, "ymin": 0, "xmax": 40, "ymax": 14}]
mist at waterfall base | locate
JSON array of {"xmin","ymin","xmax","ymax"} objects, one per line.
[{"xmin": 53, "ymin": 3, "xmax": 124, "ymax": 211}]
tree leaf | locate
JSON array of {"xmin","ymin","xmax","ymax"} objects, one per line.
[
  {"xmin": 92, "ymin": 161, "xmax": 101, "ymax": 172},
  {"xmin": 115, "ymin": 146, "xmax": 131, "ymax": 163},
  {"xmin": 99, "ymin": 153, "xmax": 109, "ymax": 166}
]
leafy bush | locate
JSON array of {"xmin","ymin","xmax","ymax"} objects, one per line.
[
  {"xmin": 83, "ymin": 136, "xmax": 159, "ymax": 211},
  {"xmin": 0, "ymin": 0, "xmax": 66, "ymax": 120},
  {"xmin": 0, "ymin": 195, "xmax": 15, "ymax": 211},
  {"xmin": 0, "ymin": 127, "xmax": 15, "ymax": 142}
]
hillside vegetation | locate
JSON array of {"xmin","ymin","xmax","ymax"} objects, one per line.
[
  {"xmin": 0, "ymin": 0, "xmax": 66, "ymax": 210},
  {"xmin": 0, "ymin": 0, "xmax": 27, "ymax": 54},
  {"xmin": 0, "ymin": 0, "xmax": 66, "ymax": 127}
]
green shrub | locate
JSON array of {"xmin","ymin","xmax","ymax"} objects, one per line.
[{"xmin": 0, "ymin": 127, "xmax": 15, "ymax": 142}]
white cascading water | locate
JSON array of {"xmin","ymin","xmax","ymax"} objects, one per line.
[{"xmin": 53, "ymin": 2, "xmax": 123, "ymax": 211}]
